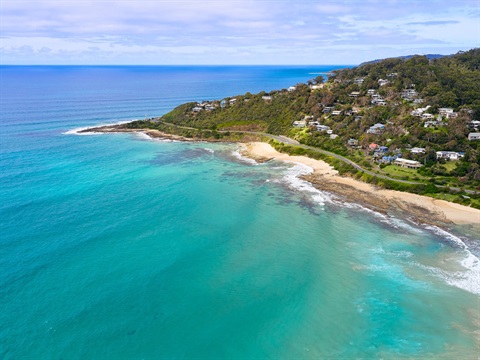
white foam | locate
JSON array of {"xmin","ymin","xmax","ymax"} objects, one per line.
[
  {"xmin": 203, "ymin": 148, "xmax": 215, "ymax": 154},
  {"xmin": 419, "ymin": 225, "xmax": 480, "ymax": 294},
  {"xmin": 280, "ymin": 162, "xmax": 334, "ymax": 206},
  {"xmin": 423, "ymin": 225, "xmax": 468, "ymax": 249},
  {"xmin": 63, "ymin": 120, "xmax": 132, "ymax": 135},
  {"xmin": 231, "ymin": 150, "xmax": 259, "ymax": 165}
]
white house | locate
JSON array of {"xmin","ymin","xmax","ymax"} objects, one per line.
[
  {"xmin": 436, "ymin": 151, "xmax": 465, "ymax": 160},
  {"xmin": 438, "ymin": 108, "xmax": 454, "ymax": 116},
  {"xmin": 410, "ymin": 147, "xmax": 426, "ymax": 154},
  {"xmin": 394, "ymin": 158, "xmax": 422, "ymax": 169},
  {"xmin": 331, "ymin": 110, "xmax": 342, "ymax": 116},
  {"xmin": 367, "ymin": 123, "xmax": 385, "ymax": 134},
  {"xmin": 468, "ymin": 132, "xmax": 480, "ymax": 141},
  {"xmin": 293, "ymin": 120, "xmax": 307, "ymax": 128}
]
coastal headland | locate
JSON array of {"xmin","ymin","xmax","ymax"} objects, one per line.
[{"xmin": 79, "ymin": 124, "xmax": 480, "ymax": 230}]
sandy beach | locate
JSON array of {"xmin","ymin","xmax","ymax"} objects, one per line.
[{"xmin": 242, "ymin": 142, "xmax": 480, "ymax": 228}]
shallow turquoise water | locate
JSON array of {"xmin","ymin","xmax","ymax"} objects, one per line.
[{"xmin": 1, "ymin": 66, "xmax": 479, "ymax": 359}]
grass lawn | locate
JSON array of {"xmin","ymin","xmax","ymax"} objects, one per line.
[
  {"xmin": 380, "ymin": 165, "xmax": 429, "ymax": 180},
  {"xmin": 442, "ymin": 161, "xmax": 457, "ymax": 172}
]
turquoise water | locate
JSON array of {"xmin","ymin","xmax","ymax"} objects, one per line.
[{"xmin": 1, "ymin": 66, "xmax": 479, "ymax": 359}]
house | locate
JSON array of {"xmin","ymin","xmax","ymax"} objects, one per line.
[
  {"xmin": 421, "ymin": 113, "xmax": 435, "ymax": 120},
  {"xmin": 262, "ymin": 95, "xmax": 272, "ymax": 101},
  {"xmin": 330, "ymin": 134, "xmax": 339, "ymax": 139},
  {"xmin": 354, "ymin": 77, "xmax": 365, "ymax": 85},
  {"xmin": 192, "ymin": 106, "xmax": 203, "ymax": 112},
  {"xmin": 438, "ymin": 108, "xmax": 454, "ymax": 116},
  {"xmin": 369, "ymin": 143, "xmax": 379, "ymax": 151},
  {"xmin": 436, "ymin": 151, "xmax": 465, "ymax": 160},
  {"xmin": 229, "ymin": 98, "xmax": 237, "ymax": 105},
  {"xmin": 401, "ymin": 89, "xmax": 418, "ymax": 100},
  {"xmin": 220, "ymin": 100, "xmax": 227, "ymax": 108},
  {"xmin": 394, "ymin": 158, "xmax": 422, "ymax": 169},
  {"xmin": 349, "ymin": 92, "xmax": 361, "ymax": 98},
  {"xmin": 468, "ymin": 132, "xmax": 480, "ymax": 141},
  {"xmin": 469, "ymin": 120, "xmax": 480, "ymax": 130},
  {"xmin": 288, "ymin": 86, "xmax": 296, "ymax": 92},
  {"xmin": 424, "ymin": 120, "xmax": 445, "ymax": 128},
  {"xmin": 354, "ymin": 116, "xmax": 363, "ymax": 122},
  {"xmin": 310, "ymin": 84, "xmax": 324, "ymax": 90},
  {"xmin": 205, "ymin": 105, "xmax": 216, "ymax": 111},
  {"xmin": 347, "ymin": 138, "xmax": 359, "ymax": 147},
  {"xmin": 331, "ymin": 110, "xmax": 342, "ymax": 116},
  {"xmin": 323, "ymin": 107, "xmax": 333, "ymax": 113},
  {"xmin": 367, "ymin": 89, "xmax": 376, "ymax": 95},
  {"xmin": 378, "ymin": 79, "xmax": 390, "ymax": 86},
  {"xmin": 316, "ymin": 125, "xmax": 330, "ymax": 132},
  {"xmin": 410, "ymin": 147, "xmax": 426, "ymax": 154},
  {"xmin": 293, "ymin": 120, "xmax": 307, "ymax": 128},
  {"xmin": 367, "ymin": 123, "xmax": 385, "ymax": 134},
  {"xmin": 411, "ymin": 105, "xmax": 431, "ymax": 117},
  {"xmin": 413, "ymin": 98, "xmax": 424, "ymax": 104}
]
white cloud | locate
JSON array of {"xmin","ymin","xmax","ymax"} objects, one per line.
[{"xmin": 0, "ymin": 0, "xmax": 478, "ymax": 64}]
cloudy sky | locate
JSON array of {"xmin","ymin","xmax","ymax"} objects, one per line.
[{"xmin": 1, "ymin": 0, "xmax": 479, "ymax": 65}]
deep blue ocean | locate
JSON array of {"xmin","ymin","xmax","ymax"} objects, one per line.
[{"xmin": 1, "ymin": 66, "xmax": 479, "ymax": 359}]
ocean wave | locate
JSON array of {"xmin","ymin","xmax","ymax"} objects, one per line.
[
  {"xmin": 231, "ymin": 150, "xmax": 259, "ymax": 165},
  {"xmin": 133, "ymin": 132, "xmax": 178, "ymax": 142},
  {"xmin": 279, "ymin": 162, "xmax": 334, "ymax": 206},
  {"xmin": 63, "ymin": 120, "xmax": 132, "ymax": 135},
  {"xmin": 418, "ymin": 225, "xmax": 480, "ymax": 294}
]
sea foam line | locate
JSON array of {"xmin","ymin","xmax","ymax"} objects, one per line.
[
  {"xmin": 420, "ymin": 225, "xmax": 480, "ymax": 294},
  {"xmin": 63, "ymin": 120, "xmax": 132, "ymax": 135},
  {"xmin": 279, "ymin": 162, "xmax": 334, "ymax": 206},
  {"xmin": 231, "ymin": 150, "xmax": 259, "ymax": 165}
]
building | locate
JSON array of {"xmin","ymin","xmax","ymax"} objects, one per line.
[
  {"xmin": 436, "ymin": 151, "xmax": 465, "ymax": 161},
  {"xmin": 261, "ymin": 95, "xmax": 272, "ymax": 101},
  {"xmin": 394, "ymin": 158, "xmax": 422, "ymax": 169},
  {"xmin": 293, "ymin": 120, "xmax": 307, "ymax": 128},
  {"xmin": 367, "ymin": 123, "xmax": 385, "ymax": 134},
  {"xmin": 410, "ymin": 147, "xmax": 426, "ymax": 154},
  {"xmin": 331, "ymin": 110, "xmax": 342, "ymax": 116},
  {"xmin": 468, "ymin": 132, "xmax": 480, "ymax": 141},
  {"xmin": 347, "ymin": 138, "xmax": 359, "ymax": 147},
  {"xmin": 316, "ymin": 125, "xmax": 330, "ymax": 132}
]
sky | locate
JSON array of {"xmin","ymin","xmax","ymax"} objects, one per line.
[{"xmin": 1, "ymin": 0, "xmax": 479, "ymax": 65}]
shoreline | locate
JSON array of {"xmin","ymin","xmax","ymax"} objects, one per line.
[
  {"xmin": 242, "ymin": 142, "xmax": 480, "ymax": 229},
  {"xmin": 77, "ymin": 125, "xmax": 480, "ymax": 230}
]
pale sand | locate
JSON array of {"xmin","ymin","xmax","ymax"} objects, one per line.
[{"xmin": 243, "ymin": 142, "xmax": 480, "ymax": 227}]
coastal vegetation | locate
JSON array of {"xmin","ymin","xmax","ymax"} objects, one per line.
[{"xmin": 122, "ymin": 49, "xmax": 480, "ymax": 207}]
